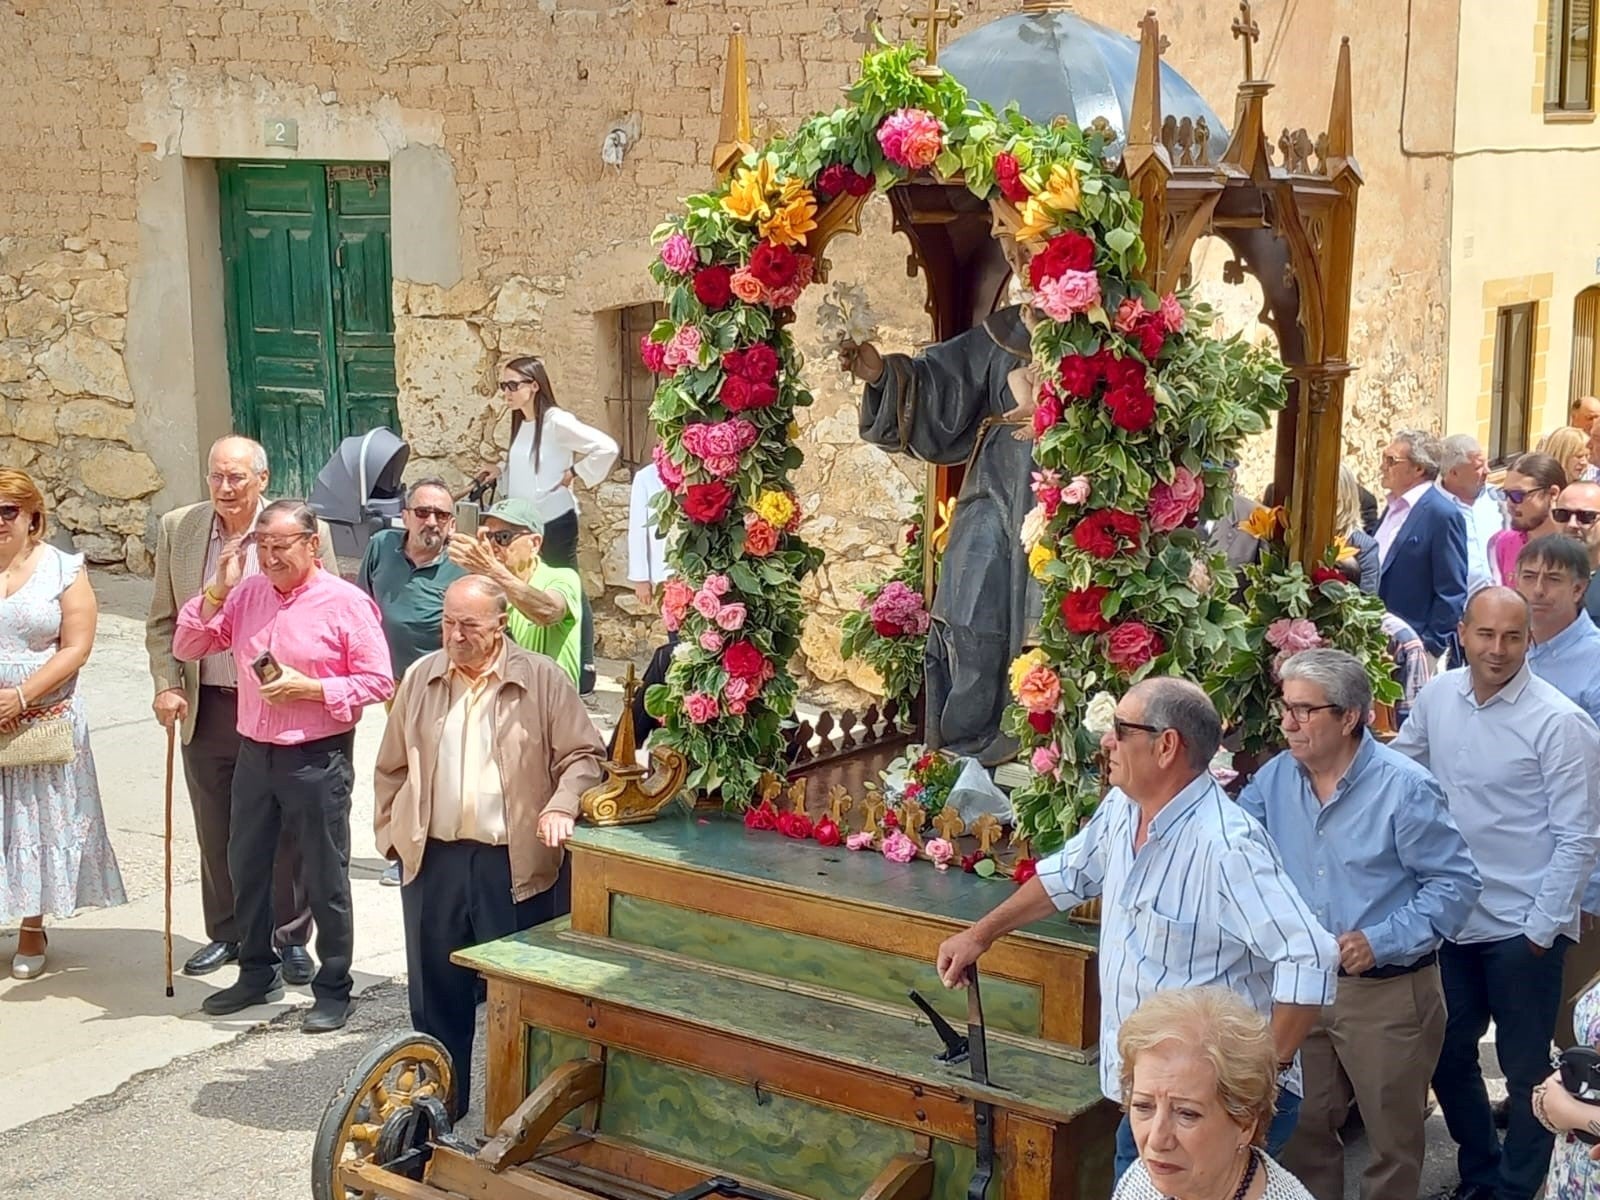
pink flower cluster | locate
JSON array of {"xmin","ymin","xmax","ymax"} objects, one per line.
[
  {"xmin": 659, "ymin": 232, "xmax": 698, "ymax": 276},
  {"xmin": 868, "ymin": 580, "xmax": 930, "ymax": 638},
  {"xmin": 1147, "ymin": 466, "xmax": 1205, "ymax": 533},
  {"xmin": 1033, "ymin": 269, "xmax": 1102, "ymax": 323},
  {"xmin": 1031, "ymin": 468, "xmax": 1090, "ymax": 518},
  {"xmin": 684, "ymin": 691, "xmax": 719, "ymax": 724},
  {"xmin": 1266, "ymin": 617, "xmax": 1323, "ymax": 655},
  {"xmin": 652, "ymin": 441, "xmax": 684, "ymax": 493},
  {"xmin": 662, "ymin": 573, "xmax": 749, "ymax": 641},
  {"xmin": 876, "ymin": 107, "xmax": 943, "ymax": 170},
  {"xmin": 1030, "ymin": 745, "xmax": 1061, "ymax": 776},
  {"xmin": 731, "ymin": 252, "xmax": 816, "ymax": 311},
  {"xmin": 662, "ymin": 324, "xmax": 703, "ymax": 370},
  {"xmin": 639, "ymin": 335, "xmax": 668, "ymax": 374},
  {"xmin": 681, "ymin": 417, "xmax": 759, "ymax": 478},
  {"xmin": 881, "ymin": 830, "xmax": 918, "ymax": 863}
]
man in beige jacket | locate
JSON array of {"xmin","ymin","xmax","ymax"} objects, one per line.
[
  {"xmin": 145, "ymin": 435, "xmax": 333, "ymax": 981},
  {"xmin": 374, "ymin": 575, "xmax": 604, "ymax": 1115}
]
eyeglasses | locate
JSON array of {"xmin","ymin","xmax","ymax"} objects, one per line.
[
  {"xmin": 247, "ymin": 532, "xmax": 312, "ymax": 554},
  {"xmin": 482, "ymin": 529, "xmax": 530, "ymax": 547},
  {"xmin": 1554, "ymin": 507, "xmax": 1600, "ymax": 526},
  {"xmin": 207, "ymin": 472, "xmax": 255, "ymax": 488},
  {"xmin": 1380, "ymin": 454, "xmax": 1412, "ymax": 468},
  {"xmin": 0, "ymin": 504, "xmax": 21, "ymax": 523},
  {"xmin": 1503, "ymin": 489, "xmax": 1539, "ymax": 504},
  {"xmin": 408, "ymin": 506, "xmax": 452, "ymax": 523},
  {"xmin": 1112, "ymin": 717, "xmax": 1166, "ymax": 740},
  {"xmin": 496, "ymin": 379, "xmax": 531, "ymax": 393},
  {"xmin": 1274, "ymin": 701, "xmax": 1340, "ymax": 723}
]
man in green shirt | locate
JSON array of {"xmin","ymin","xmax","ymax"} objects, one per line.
[{"xmin": 448, "ymin": 498, "xmax": 583, "ymax": 687}]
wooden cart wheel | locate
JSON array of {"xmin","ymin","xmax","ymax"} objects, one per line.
[{"xmin": 311, "ymin": 1031, "xmax": 456, "ymax": 1200}]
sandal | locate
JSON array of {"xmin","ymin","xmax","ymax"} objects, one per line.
[{"xmin": 12, "ymin": 925, "xmax": 47, "ymax": 980}]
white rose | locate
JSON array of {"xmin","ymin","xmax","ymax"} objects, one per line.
[
  {"xmin": 1019, "ymin": 503, "xmax": 1049, "ymax": 552},
  {"xmin": 1083, "ymin": 691, "xmax": 1118, "ymax": 736}
]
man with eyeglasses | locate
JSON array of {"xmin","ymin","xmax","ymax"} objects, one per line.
[
  {"xmin": 1392, "ymin": 587, "xmax": 1600, "ymax": 1200},
  {"xmin": 145, "ymin": 436, "xmax": 330, "ymax": 982},
  {"xmin": 173, "ymin": 499, "xmax": 394, "ymax": 1033},
  {"xmin": 1374, "ymin": 430, "xmax": 1468, "ymax": 662},
  {"xmin": 1554, "ymin": 480, "xmax": 1600, "ymax": 623},
  {"xmin": 1237, "ymin": 649, "xmax": 1480, "ymax": 1200},
  {"xmin": 935, "ymin": 677, "xmax": 1338, "ymax": 1183},
  {"xmin": 358, "ymin": 479, "xmax": 467, "ymax": 886},
  {"xmin": 448, "ymin": 498, "xmax": 583, "ymax": 686}
]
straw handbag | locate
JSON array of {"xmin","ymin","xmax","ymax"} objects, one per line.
[{"xmin": 0, "ymin": 699, "xmax": 73, "ymax": 768}]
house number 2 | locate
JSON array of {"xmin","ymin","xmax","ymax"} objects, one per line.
[{"xmin": 263, "ymin": 118, "xmax": 298, "ymax": 149}]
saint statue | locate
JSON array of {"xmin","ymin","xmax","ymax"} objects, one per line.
[{"xmin": 840, "ymin": 253, "xmax": 1042, "ymax": 766}]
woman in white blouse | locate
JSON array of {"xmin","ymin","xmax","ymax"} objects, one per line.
[{"xmin": 486, "ymin": 356, "xmax": 618, "ymax": 693}]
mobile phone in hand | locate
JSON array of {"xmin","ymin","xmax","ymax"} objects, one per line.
[
  {"xmin": 251, "ymin": 650, "xmax": 282, "ymax": 685},
  {"xmin": 454, "ymin": 500, "xmax": 480, "ymax": 537}
]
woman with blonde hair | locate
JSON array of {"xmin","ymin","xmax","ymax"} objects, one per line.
[
  {"xmin": 1538, "ymin": 425, "xmax": 1591, "ymax": 490},
  {"xmin": 1113, "ymin": 987, "xmax": 1314, "ymax": 1200},
  {"xmin": 0, "ymin": 470, "xmax": 125, "ymax": 978},
  {"xmin": 1334, "ymin": 466, "xmax": 1379, "ymax": 593}
]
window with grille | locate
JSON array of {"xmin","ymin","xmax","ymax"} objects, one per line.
[
  {"xmin": 604, "ymin": 302, "xmax": 665, "ymax": 469},
  {"xmin": 1490, "ymin": 303, "xmax": 1536, "ymax": 466},
  {"xmin": 1546, "ymin": 0, "xmax": 1594, "ymax": 113}
]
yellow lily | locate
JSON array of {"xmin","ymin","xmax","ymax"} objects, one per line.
[
  {"xmin": 1016, "ymin": 162, "xmax": 1083, "ymax": 241},
  {"xmin": 722, "ymin": 158, "xmax": 778, "ymax": 224},
  {"xmin": 758, "ymin": 181, "xmax": 818, "ymax": 247},
  {"xmin": 1240, "ymin": 504, "xmax": 1287, "ymax": 541}
]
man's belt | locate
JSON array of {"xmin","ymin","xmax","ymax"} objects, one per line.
[{"xmin": 1340, "ymin": 949, "xmax": 1437, "ymax": 980}]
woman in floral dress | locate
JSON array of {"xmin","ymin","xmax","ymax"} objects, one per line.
[
  {"xmin": 0, "ymin": 470, "xmax": 125, "ymax": 978},
  {"xmin": 1535, "ymin": 982, "xmax": 1600, "ymax": 1199}
]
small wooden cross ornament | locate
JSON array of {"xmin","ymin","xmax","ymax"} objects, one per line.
[
  {"xmin": 787, "ymin": 778, "xmax": 809, "ymax": 816},
  {"xmin": 827, "ymin": 785, "xmax": 855, "ymax": 827},
  {"xmin": 897, "ymin": 799, "xmax": 927, "ymax": 849},
  {"xmin": 1231, "ymin": 0, "xmax": 1260, "ymax": 81},
  {"xmin": 905, "ymin": 0, "xmax": 962, "ymax": 71},
  {"xmin": 934, "ymin": 808, "xmax": 965, "ymax": 843},
  {"xmin": 970, "ymin": 813, "xmax": 1003, "ymax": 857},
  {"xmin": 860, "ymin": 793, "xmax": 886, "ymax": 838},
  {"xmin": 756, "ymin": 772, "xmax": 783, "ymax": 809}
]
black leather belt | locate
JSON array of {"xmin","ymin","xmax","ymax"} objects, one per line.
[
  {"xmin": 200, "ymin": 684, "xmax": 237, "ymax": 696},
  {"xmin": 1340, "ymin": 949, "xmax": 1437, "ymax": 980}
]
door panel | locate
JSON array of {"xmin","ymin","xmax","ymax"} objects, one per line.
[{"xmin": 328, "ymin": 170, "xmax": 399, "ymax": 438}]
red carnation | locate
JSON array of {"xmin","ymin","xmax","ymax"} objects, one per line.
[
  {"xmin": 1105, "ymin": 384, "xmax": 1156, "ymax": 433},
  {"xmin": 749, "ymin": 241, "xmax": 801, "ymax": 291},
  {"xmin": 739, "ymin": 343, "xmax": 780, "ymax": 381},
  {"xmin": 1101, "ymin": 355, "xmax": 1147, "ymax": 392},
  {"xmin": 1311, "ymin": 565, "xmax": 1344, "ymax": 586},
  {"xmin": 993, "ymin": 152, "xmax": 1030, "ymax": 205},
  {"xmin": 723, "ymin": 639, "xmax": 769, "ymax": 682},
  {"xmin": 1029, "ymin": 230, "xmax": 1096, "ymax": 290},
  {"xmin": 1071, "ymin": 509, "xmax": 1142, "ymax": 560},
  {"xmin": 1056, "ymin": 353, "xmax": 1101, "ymax": 398},
  {"xmin": 777, "ymin": 810, "xmax": 814, "ymax": 840},
  {"xmin": 682, "ymin": 481, "xmax": 735, "ymax": 524},
  {"xmin": 1105, "ymin": 621, "xmax": 1165, "ymax": 674},
  {"xmin": 873, "ymin": 617, "xmax": 903, "ymax": 638},
  {"xmin": 743, "ymin": 801, "xmax": 779, "ymax": 831},
  {"xmin": 1011, "ymin": 858, "xmax": 1039, "ymax": 885},
  {"xmin": 720, "ymin": 375, "xmax": 754, "ymax": 412},
  {"xmin": 1027, "ymin": 710, "xmax": 1054, "ymax": 735},
  {"xmin": 1061, "ymin": 585, "xmax": 1112, "ymax": 634},
  {"xmin": 694, "ymin": 265, "xmax": 733, "ymax": 310},
  {"xmin": 814, "ymin": 815, "xmax": 843, "ymax": 847},
  {"xmin": 1134, "ymin": 312, "xmax": 1167, "ymax": 360},
  {"xmin": 816, "ymin": 163, "xmax": 873, "ymax": 199}
]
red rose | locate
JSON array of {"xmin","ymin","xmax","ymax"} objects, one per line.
[
  {"xmin": 883, "ymin": 809, "xmax": 900, "ymax": 830},
  {"xmin": 743, "ymin": 801, "xmax": 779, "ymax": 831},
  {"xmin": 1056, "ymin": 353, "xmax": 1101, "ymax": 398},
  {"xmin": 1105, "ymin": 621, "xmax": 1166, "ymax": 674},
  {"xmin": 814, "ymin": 815, "xmax": 843, "ymax": 847},
  {"xmin": 993, "ymin": 152, "xmax": 1030, "ymax": 205},
  {"xmin": 741, "ymin": 343, "xmax": 780, "ymax": 381},
  {"xmin": 960, "ymin": 851, "xmax": 985, "ymax": 873},
  {"xmin": 872, "ymin": 617, "xmax": 903, "ymax": 638},
  {"xmin": 1105, "ymin": 384, "xmax": 1156, "ymax": 432},
  {"xmin": 694, "ymin": 265, "xmax": 733, "ymax": 310},
  {"xmin": 816, "ymin": 163, "xmax": 873, "ymax": 199},
  {"xmin": 1032, "ymin": 392, "xmax": 1063, "ymax": 438},
  {"xmin": 720, "ymin": 375, "xmax": 754, "ymax": 411},
  {"xmin": 777, "ymin": 810, "xmax": 814, "ymax": 840},
  {"xmin": 1029, "ymin": 230, "xmax": 1096, "ymax": 290},
  {"xmin": 683, "ymin": 481, "xmax": 735, "ymax": 524},
  {"xmin": 723, "ymin": 639, "xmax": 769, "ymax": 682},
  {"xmin": 1071, "ymin": 509, "xmax": 1142, "ymax": 560},
  {"xmin": 639, "ymin": 336, "xmax": 668, "ymax": 374},
  {"xmin": 1011, "ymin": 858, "xmax": 1038, "ymax": 885},
  {"xmin": 749, "ymin": 241, "xmax": 800, "ymax": 291},
  {"xmin": 1027, "ymin": 710, "xmax": 1054, "ymax": 734},
  {"xmin": 1311, "ymin": 565, "xmax": 1344, "ymax": 586},
  {"xmin": 1134, "ymin": 312, "xmax": 1167, "ymax": 360},
  {"xmin": 745, "ymin": 379, "xmax": 778, "ymax": 409},
  {"xmin": 1061, "ymin": 585, "xmax": 1112, "ymax": 634},
  {"xmin": 1101, "ymin": 355, "xmax": 1147, "ymax": 392}
]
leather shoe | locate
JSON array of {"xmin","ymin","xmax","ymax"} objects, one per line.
[
  {"xmin": 201, "ymin": 977, "xmax": 284, "ymax": 1016},
  {"xmin": 280, "ymin": 945, "xmax": 314, "ymax": 986},
  {"xmin": 183, "ymin": 941, "xmax": 238, "ymax": 977},
  {"xmin": 302, "ymin": 997, "xmax": 350, "ymax": 1034}
]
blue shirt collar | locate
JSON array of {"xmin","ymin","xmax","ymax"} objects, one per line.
[
  {"xmin": 1534, "ymin": 610, "xmax": 1600, "ymax": 655},
  {"xmin": 1145, "ymin": 771, "xmax": 1216, "ymax": 841},
  {"xmin": 1455, "ymin": 661, "xmax": 1533, "ymax": 707}
]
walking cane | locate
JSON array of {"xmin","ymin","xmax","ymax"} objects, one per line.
[{"xmin": 163, "ymin": 722, "xmax": 175, "ymax": 998}]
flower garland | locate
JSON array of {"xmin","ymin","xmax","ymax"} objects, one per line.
[
  {"xmin": 644, "ymin": 42, "xmax": 1285, "ymax": 813},
  {"xmin": 839, "ymin": 505, "xmax": 932, "ymax": 708}
]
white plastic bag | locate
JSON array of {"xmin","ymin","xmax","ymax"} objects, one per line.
[{"xmin": 946, "ymin": 757, "xmax": 1014, "ymax": 827}]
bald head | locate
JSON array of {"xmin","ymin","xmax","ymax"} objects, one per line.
[
  {"xmin": 1459, "ymin": 586, "xmax": 1530, "ymax": 694},
  {"xmin": 1128, "ymin": 676, "xmax": 1221, "ymax": 771},
  {"xmin": 445, "ymin": 574, "xmax": 509, "ymax": 616},
  {"xmin": 206, "ymin": 435, "xmax": 270, "ymax": 527},
  {"xmin": 209, "ymin": 435, "xmax": 268, "ymax": 475},
  {"xmin": 1573, "ymin": 395, "xmax": 1600, "ymax": 433},
  {"xmin": 1462, "ymin": 585, "xmax": 1529, "ymax": 629},
  {"xmin": 1557, "ymin": 480, "xmax": 1600, "ymax": 561},
  {"xmin": 443, "ymin": 576, "xmax": 509, "ymax": 675}
]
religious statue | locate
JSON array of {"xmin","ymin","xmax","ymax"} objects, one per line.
[{"xmin": 840, "ymin": 233, "xmax": 1043, "ymax": 766}]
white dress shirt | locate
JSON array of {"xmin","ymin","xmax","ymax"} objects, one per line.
[
  {"xmin": 503, "ymin": 409, "xmax": 620, "ymax": 525},
  {"xmin": 1391, "ymin": 665, "xmax": 1600, "ymax": 946},
  {"xmin": 1374, "ymin": 480, "xmax": 1433, "ymax": 565},
  {"xmin": 627, "ymin": 463, "xmax": 672, "ymax": 587},
  {"xmin": 1436, "ymin": 482, "xmax": 1505, "ymax": 596},
  {"xmin": 1035, "ymin": 773, "xmax": 1338, "ymax": 1100}
]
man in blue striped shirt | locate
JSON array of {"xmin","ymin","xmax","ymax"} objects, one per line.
[
  {"xmin": 1238, "ymin": 649, "xmax": 1481, "ymax": 1200},
  {"xmin": 936, "ymin": 677, "xmax": 1338, "ymax": 1183}
]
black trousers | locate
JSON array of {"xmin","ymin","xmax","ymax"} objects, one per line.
[
  {"xmin": 541, "ymin": 509, "xmax": 595, "ymax": 693},
  {"xmin": 182, "ymin": 686, "xmax": 311, "ymax": 947},
  {"xmin": 401, "ymin": 839, "xmax": 571, "ymax": 1117},
  {"xmin": 230, "ymin": 732, "xmax": 356, "ymax": 1004}
]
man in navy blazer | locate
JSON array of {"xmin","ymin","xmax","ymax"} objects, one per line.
[{"xmin": 1375, "ymin": 430, "xmax": 1469, "ymax": 659}]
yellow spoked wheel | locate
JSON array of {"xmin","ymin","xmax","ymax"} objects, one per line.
[{"xmin": 311, "ymin": 1031, "xmax": 456, "ymax": 1200}]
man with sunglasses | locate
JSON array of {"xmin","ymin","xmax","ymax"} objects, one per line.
[
  {"xmin": 448, "ymin": 498, "xmax": 583, "ymax": 686},
  {"xmin": 1237, "ymin": 650, "xmax": 1479, "ymax": 1200},
  {"xmin": 1554, "ymin": 481, "xmax": 1600, "ymax": 623},
  {"xmin": 935, "ymin": 677, "xmax": 1338, "ymax": 1183},
  {"xmin": 359, "ymin": 479, "xmax": 467, "ymax": 885}
]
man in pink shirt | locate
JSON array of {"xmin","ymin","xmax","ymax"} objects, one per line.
[{"xmin": 174, "ymin": 499, "xmax": 393, "ymax": 1032}]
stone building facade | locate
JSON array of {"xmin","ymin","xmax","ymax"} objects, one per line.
[{"xmin": 0, "ymin": 0, "xmax": 1553, "ymax": 704}]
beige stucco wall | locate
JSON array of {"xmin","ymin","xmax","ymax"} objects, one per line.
[{"xmin": 1444, "ymin": 0, "xmax": 1600, "ymax": 447}]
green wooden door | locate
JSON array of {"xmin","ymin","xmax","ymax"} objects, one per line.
[{"xmin": 219, "ymin": 161, "xmax": 398, "ymax": 499}]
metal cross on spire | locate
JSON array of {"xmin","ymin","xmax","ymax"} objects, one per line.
[
  {"xmin": 1231, "ymin": 0, "xmax": 1261, "ymax": 81},
  {"xmin": 906, "ymin": 0, "xmax": 963, "ymax": 71}
]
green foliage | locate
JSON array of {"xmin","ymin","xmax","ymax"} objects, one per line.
[{"xmin": 838, "ymin": 503, "xmax": 932, "ymax": 708}]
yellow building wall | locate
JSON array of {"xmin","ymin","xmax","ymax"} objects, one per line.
[{"xmin": 1446, "ymin": 0, "xmax": 1600, "ymax": 444}]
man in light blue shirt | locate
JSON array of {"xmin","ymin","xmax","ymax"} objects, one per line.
[
  {"xmin": 1238, "ymin": 649, "xmax": 1480, "ymax": 1200},
  {"xmin": 1393, "ymin": 587, "xmax": 1600, "ymax": 1200},
  {"xmin": 935, "ymin": 678, "xmax": 1338, "ymax": 1183}
]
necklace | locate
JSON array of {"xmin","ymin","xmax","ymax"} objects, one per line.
[{"xmin": 1231, "ymin": 1148, "xmax": 1260, "ymax": 1200}]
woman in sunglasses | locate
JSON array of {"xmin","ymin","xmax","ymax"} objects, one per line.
[
  {"xmin": 0, "ymin": 469, "xmax": 126, "ymax": 979},
  {"xmin": 481, "ymin": 357, "xmax": 618, "ymax": 694},
  {"xmin": 1487, "ymin": 451, "xmax": 1567, "ymax": 585}
]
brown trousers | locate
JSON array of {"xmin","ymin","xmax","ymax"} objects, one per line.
[
  {"xmin": 1280, "ymin": 964, "xmax": 1446, "ymax": 1200},
  {"xmin": 1559, "ymin": 914, "xmax": 1600, "ymax": 1048},
  {"xmin": 182, "ymin": 686, "xmax": 312, "ymax": 948}
]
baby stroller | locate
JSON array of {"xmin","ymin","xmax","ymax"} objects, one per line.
[{"xmin": 309, "ymin": 427, "xmax": 409, "ymax": 562}]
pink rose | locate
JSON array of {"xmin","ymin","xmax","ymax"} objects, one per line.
[
  {"xmin": 698, "ymin": 629, "xmax": 725, "ymax": 654},
  {"xmin": 925, "ymin": 837, "xmax": 955, "ymax": 869},
  {"xmin": 661, "ymin": 579, "xmax": 694, "ymax": 632},
  {"xmin": 714, "ymin": 603, "xmax": 747, "ymax": 631},
  {"xmin": 1266, "ymin": 617, "xmax": 1323, "ymax": 654},
  {"xmin": 724, "ymin": 674, "xmax": 755, "ymax": 704},
  {"xmin": 652, "ymin": 442, "xmax": 685, "ymax": 492},
  {"xmin": 1113, "ymin": 297, "xmax": 1145, "ymax": 334},
  {"xmin": 1030, "ymin": 746, "xmax": 1061, "ymax": 775},
  {"xmin": 1033, "ymin": 269, "xmax": 1102, "ymax": 322},
  {"xmin": 881, "ymin": 831, "xmax": 918, "ymax": 863},
  {"xmin": 692, "ymin": 589, "xmax": 722, "ymax": 620},
  {"xmin": 639, "ymin": 336, "xmax": 669, "ymax": 374},
  {"xmin": 1016, "ymin": 664, "xmax": 1062, "ymax": 714},
  {"xmin": 660, "ymin": 232, "xmax": 698, "ymax": 275},
  {"xmin": 877, "ymin": 107, "xmax": 943, "ymax": 169},
  {"xmin": 684, "ymin": 691, "xmax": 720, "ymax": 724},
  {"xmin": 846, "ymin": 831, "xmax": 876, "ymax": 851},
  {"xmin": 1159, "ymin": 292, "xmax": 1186, "ymax": 333},
  {"xmin": 663, "ymin": 324, "xmax": 703, "ymax": 369},
  {"xmin": 1062, "ymin": 475, "xmax": 1091, "ymax": 506},
  {"xmin": 730, "ymin": 269, "xmax": 766, "ymax": 304},
  {"xmin": 1147, "ymin": 466, "xmax": 1205, "ymax": 533},
  {"xmin": 704, "ymin": 573, "xmax": 731, "ymax": 597},
  {"xmin": 768, "ymin": 283, "xmax": 804, "ymax": 310}
]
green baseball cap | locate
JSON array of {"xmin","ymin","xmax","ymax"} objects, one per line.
[{"xmin": 484, "ymin": 498, "xmax": 544, "ymax": 534}]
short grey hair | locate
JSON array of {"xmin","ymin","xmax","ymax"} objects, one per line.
[
  {"xmin": 1438, "ymin": 434, "xmax": 1482, "ymax": 474},
  {"xmin": 1393, "ymin": 430, "xmax": 1441, "ymax": 478},
  {"xmin": 209, "ymin": 435, "xmax": 268, "ymax": 475},
  {"xmin": 1279, "ymin": 649, "xmax": 1371, "ymax": 731},
  {"xmin": 1134, "ymin": 677, "xmax": 1222, "ymax": 770}
]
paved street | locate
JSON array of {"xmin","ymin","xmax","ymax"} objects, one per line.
[{"xmin": 0, "ymin": 573, "xmax": 1478, "ymax": 1199}]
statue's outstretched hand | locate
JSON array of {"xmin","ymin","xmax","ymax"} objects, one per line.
[{"xmin": 838, "ymin": 338, "xmax": 885, "ymax": 385}]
